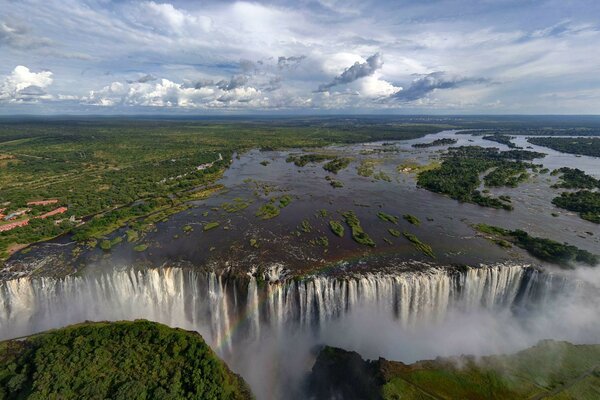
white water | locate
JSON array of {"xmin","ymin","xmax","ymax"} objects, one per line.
[{"xmin": 0, "ymin": 264, "xmax": 574, "ymax": 344}]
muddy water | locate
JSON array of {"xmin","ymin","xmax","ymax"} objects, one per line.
[{"xmin": 6, "ymin": 130, "xmax": 599, "ymax": 278}]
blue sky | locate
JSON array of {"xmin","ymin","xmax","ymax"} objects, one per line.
[{"xmin": 1, "ymin": 0, "xmax": 599, "ymax": 114}]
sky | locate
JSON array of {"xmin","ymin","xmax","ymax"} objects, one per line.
[{"xmin": 1, "ymin": 0, "xmax": 600, "ymax": 115}]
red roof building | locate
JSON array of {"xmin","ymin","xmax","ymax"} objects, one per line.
[
  {"xmin": 36, "ymin": 207, "xmax": 68, "ymax": 219},
  {"xmin": 27, "ymin": 199, "xmax": 59, "ymax": 206},
  {"xmin": 0, "ymin": 219, "xmax": 29, "ymax": 232}
]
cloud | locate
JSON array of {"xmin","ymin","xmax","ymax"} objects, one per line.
[
  {"xmin": 318, "ymin": 53, "xmax": 383, "ymax": 92},
  {"xmin": 0, "ymin": 21, "xmax": 51, "ymax": 49},
  {"xmin": 85, "ymin": 75, "xmax": 266, "ymax": 109},
  {"xmin": 216, "ymin": 75, "xmax": 249, "ymax": 91},
  {"xmin": 127, "ymin": 74, "xmax": 157, "ymax": 84},
  {"xmin": 0, "ymin": 66, "xmax": 54, "ymax": 103},
  {"xmin": 392, "ymin": 72, "xmax": 489, "ymax": 102},
  {"xmin": 278, "ymin": 56, "xmax": 306, "ymax": 69}
]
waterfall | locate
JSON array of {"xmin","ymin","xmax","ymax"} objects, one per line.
[{"xmin": 0, "ymin": 264, "xmax": 576, "ymax": 346}]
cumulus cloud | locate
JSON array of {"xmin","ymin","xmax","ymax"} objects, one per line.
[
  {"xmin": 318, "ymin": 53, "xmax": 383, "ymax": 92},
  {"xmin": 0, "ymin": 66, "xmax": 54, "ymax": 103},
  {"xmin": 85, "ymin": 76, "xmax": 266, "ymax": 109},
  {"xmin": 392, "ymin": 72, "xmax": 489, "ymax": 102}
]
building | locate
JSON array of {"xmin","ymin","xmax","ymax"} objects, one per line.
[
  {"xmin": 0, "ymin": 219, "xmax": 29, "ymax": 232},
  {"xmin": 27, "ymin": 199, "xmax": 59, "ymax": 206},
  {"xmin": 36, "ymin": 207, "xmax": 68, "ymax": 219}
]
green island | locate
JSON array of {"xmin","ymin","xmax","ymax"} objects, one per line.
[
  {"xmin": 342, "ymin": 211, "xmax": 375, "ymax": 247},
  {"xmin": 411, "ymin": 138, "xmax": 457, "ymax": 148},
  {"xmin": 402, "ymin": 232, "xmax": 434, "ymax": 258},
  {"xmin": 417, "ymin": 146, "xmax": 544, "ymax": 210},
  {"xmin": 552, "ymin": 190, "xmax": 600, "ymax": 223},
  {"xmin": 377, "ymin": 212, "xmax": 399, "ymax": 224},
  {"xmin": 528, "ymin": 136, "xmax": 600, "ymax": 157},
  {"xmin": 402, "ymin": 214, "xmax": 420, "ymax": 226},
  {"xmin": 329, "ymin": 220, "xmax": 345, "ymax": 237},
  {"xmin": 203, "ymin": 221, "xmax": 220, "ymax": 231},
  {"xmin": 323, "ymin": 158, "xmax": 351, "ymax": 173},
  {"xmin": 551, "ymin": 167, "xmax": 600, "ymax": 190},
  {"xmin": 482, "ymin": 133, "xmax": 519, "ymax": 148},
  {"xmin": 474, "ymin": 223, "xmax": 598, "ymax": 266},
  {"xmin": 0, "ymin": 320, "xmax": 252, "ymax": 400},
  {"xmin": 307, "ymin": 341, "xmax": 600, "ymax": 400}
]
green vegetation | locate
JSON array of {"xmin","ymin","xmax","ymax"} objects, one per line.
[
  {"xmin": 402, "ymin": 232, "xmax": 434, "ymax": 258},
  {"xmin": 308, "ymin": 341, "xmax": 600, "ymax": 400},
  {"xmin": 300, "ymin": 219, "xmax": 313, "ymax": 233},
  {"xmin": 342, "ymin": 211, "xmax": 375, "ymax": 247},
  {"xmin": 125, "ymin": 229, "xmax": 139, "ymax": 242},
  {"xmin": 551, "ymin": 167, "xmax": 600, "ymax": 189},
  {"xmin": 133, "ymin": 244, "xmax": 148, "ymax": 252},
  {"xmin": 482, "ymin": 134, "xmax": 518, "ymax": 148},
  {"xmin": 203, "ymin": 221, "xmax": 220, "ymax": 231},
  {"xmin": 323, "ymin": 157, "xmax": 351, "ymax": 173},
  {"xmin": 474, "ymin": 223, "xmax": 598, "ymax": 266},
  {"xmin": 412, "ymin": 138, "xmax": 457, "ymax": 148},
  {"xmin": 377, "ymin": 212, "xmax": 398, "ymax": 224},
  {"xmin": 182, "ymin": 225, "xmax": 193, "ymax": 233},
  {"xmin": 99, "ymin": 236, "xmax": 123, "ymax": 251},
  {"xmin": 552, "ymin": 190, "xmax": 600, "ymax": 223},
  {"xmin": 255, "ymin": 203, "xmax": 280, "ymax": 219},
  {"xmin": 259, "ymin": 160, "xmax": 269, "ymax": 166},
  {"xmin": 402, "ymin": 214, "xmax": 420, "ymax": 226},
  {"xmin": 329, "ymin": 220, "xmax": 345, "ymax": 237},
  {"xmin": 0, "ymin": 320, "xmax": 252, "ymax": 400},
  {"xmin": 286, "ymin": 153, "xmax": 334, "ymax": 167},
  {"xmin": 222, "ymin": 198, "xmax": 253, "ymax": 213},
  {"xmin": 417, "ymin": 146, "xmax": 544, "ymax": 210},
  {"xmin": 357, "ymin": 159, "xmax": 377, "ymax": 177},
  {"xmin": 372, "ymin": 170, "xmax": 392, "ymax": 182},
  {"xmin": 388, "ymin": 228, "xmax": 401, "ymax": 237},
  {"xmin": 278, "ymin": 194, "xmax": 293, "ymax": 207},
  {"xmin": 325, "ymin": 176, "xmax": 344, "ymax": 188},
  {"xmin": 528, "ymin": 136, "xmax": 600, "ymax": 157},
  {"xmin": 483, "ymin": 164, "xmax": 529, "ymax": 187}
]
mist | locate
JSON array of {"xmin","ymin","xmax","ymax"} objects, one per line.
[{"xmin": 222, "ymin": 265, "xmax": 600, "ymax": 400}]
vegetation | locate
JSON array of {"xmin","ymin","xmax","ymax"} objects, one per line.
[
  {"xmin": 417, "ymin": 146, "xmax": 544, "ymax": 210},
  {"xmin": 388, "ymin": 228, "xmax": 401, "ymax": 237},
  {"xmin": 133, "ymin": 244, "xmax": 148, "ymax": 252},
  {"xmin": 377, "ymin": 212, "xmax": 398, "ymax": 224},
  {"xmin": 403, "ymin": 232, "xmax": 434, "ymax": 258},
  {"xmin": 0, "ymin": 320, "xmax": 253, "ymax": 400},
  {"xmin": 482, "ymin": 134, "xmax": 518, "ymax": 148},
  {"xmin": 323, "ymin": 158, "xmax": 351, "ymax": 173},
  {"xmin": 285, "ymin": 153, "xmax": 334, "ymax": 167},
  {"xmin": 402, "ymin": 214, "xmax": 420, "ymax": 226},
  {"xmin": 411, "ymin": 138, "xmax": 457, "ymax": 148},
  {"xmin": 329, "ymin": 220, "xmax": 345, "ymax": 237},
  {"xmin": 356, "ymin": 159, "xmax": 377, "ymax": 177},
  {"xmin": 552, "ymin": 190, "xmax": 600, "ymax": 223},
  {"xmin": 308, "ymin": 341, "xmax": 600, "ymax": 400},
  {"xmin": 551, "ymin": 167, "xmax": 599, "ymax": 189},
  {"xmin": 255, "ymin": 203, "xmax": 280, "ymax": 219},
  {"xmin": 222, "ymin": 198, "xmax": 253, "ymax": 213},
  {"xmin": 203, "ymin": 221, "xmax": 220, "ymax": 231},
  {"xmin": 342, "ymin": 211, "xmax": 375, "ymax": 246},
  {"xmin": 474, "ymin": 223, "xmax": 598, "ymax": 266},
  {"xmin": 528, "ymin": 136, "xmax": 600, "ymax": 157}
]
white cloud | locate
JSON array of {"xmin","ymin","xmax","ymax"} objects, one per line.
[{"xmin": 0, "ymin": 66, "xmax": 54, "ymax": 102}]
